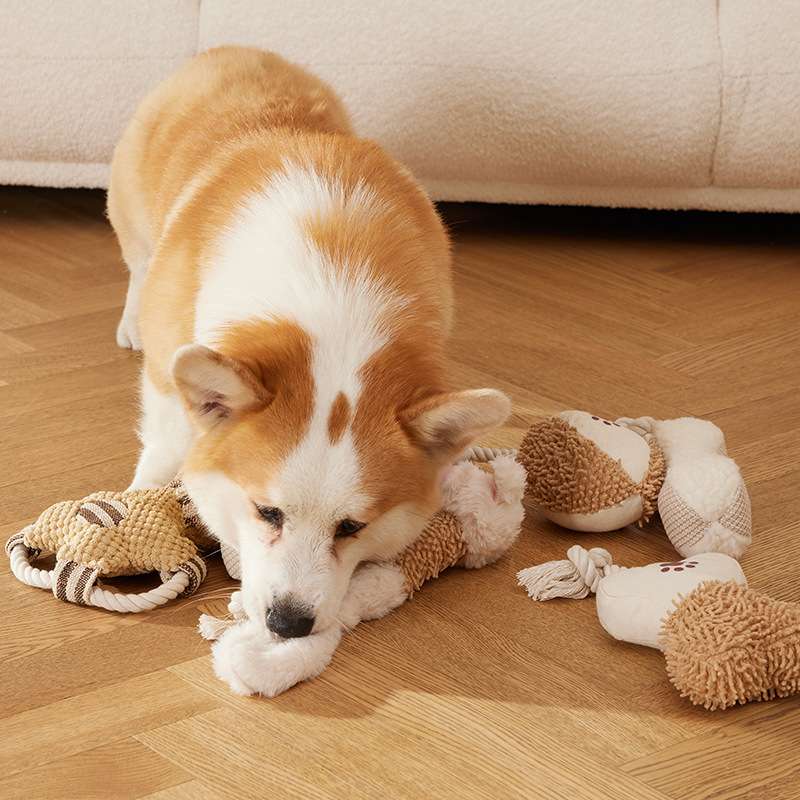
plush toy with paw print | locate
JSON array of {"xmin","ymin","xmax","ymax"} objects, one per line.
[
  {"xmin": 517, "ymin": 410, "xmax": 751, "ymax": 559},
  {"xmin": 518, "ymin": 546, "xmax": 799, "ymax": 710}
]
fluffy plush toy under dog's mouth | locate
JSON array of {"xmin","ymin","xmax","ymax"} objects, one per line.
[{"xmin": 199, "ymin": 454, "xmax": 526, "ymax": 697}]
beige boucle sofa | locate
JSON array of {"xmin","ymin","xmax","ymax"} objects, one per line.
[{"xmin": 2, "ymin": 0, "xmax": 799, "ymax": 212}]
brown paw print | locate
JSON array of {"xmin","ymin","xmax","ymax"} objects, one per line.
[
  {"xmin": 591, "ymin": 415, "xmax": 621, "ymax": 427},
  {"xmin": 659, "ymin": 560, "xmax": 699, "ymax": 573}
]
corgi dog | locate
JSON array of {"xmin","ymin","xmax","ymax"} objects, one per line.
[{"xmin": 107, "ymin": 47, "xmax": 510, "ymax": 639}]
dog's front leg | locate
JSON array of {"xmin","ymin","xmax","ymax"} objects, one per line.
[
  {"xmin": 210, "ymin": 563, "xmax": 408, "ymax": 697},
  {"xmin": 211, "ymin": 619, "xmax": 344, "ymax": 697},
  {"xmin": 129, "ymin": 374, "xmax": 194, "ymax": 489}
]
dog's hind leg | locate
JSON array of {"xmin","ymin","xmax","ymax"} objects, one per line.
[
  {"xmin": 115, "ymin": 253, "xmax": 148, "ymax": 350},
  {"xmin": 107, "ymin": 161, "xmax": 151, "ymax": 351}
]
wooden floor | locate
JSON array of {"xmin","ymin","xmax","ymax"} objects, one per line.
[{"xmin": 1, "ymin": 187, "xmax": 799, "ymax": 800}]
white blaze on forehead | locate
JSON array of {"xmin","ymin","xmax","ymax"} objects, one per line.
[
  {"xmin": 194, "ymin": 162, "xmax": 409, "ymax": 516},
  {"xmin": 273, "ymin": 422, "xmax": 372, "ymax": 523}
]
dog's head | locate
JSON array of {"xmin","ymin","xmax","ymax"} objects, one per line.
[{"xmin": 176, "ymin": 328, "xmax": 509, "ymax": 638}]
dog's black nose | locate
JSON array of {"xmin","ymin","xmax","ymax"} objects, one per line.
[{"xmin": 266, "ymin": 596, "xmax": 315, "ymax": 638}]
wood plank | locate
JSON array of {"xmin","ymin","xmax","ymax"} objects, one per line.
[
  {"xmin": 0, "ymin": 739, "xmax": 190, "ymax": 800},
  {"xmin": 0, "ymin": 455, "xmax": 138, "ymax": 540},
  {"xmin": 138, "ymin": 779, "xmax": 230, "ymax": 800},
  {"xmin": 0, "ymin": 671, "xmax": 218, "ymax": 777},
  {"xmin": 138, "ymin": 705, "xmax": 670, "ymax": 800},
  {"xmin": 2, "ymin": 187, "xmax": 799, "ymax": 799},
  {"xmin": 623, "ymin": 699, "xmax": 800, "ymax": 800},
  {"xmin": 0, "ymin": 400, "xmax": 139, "ymax": 489},
  {"xmin": 0, "ymin": 595, "xmax": 216, "ymax": 718}
]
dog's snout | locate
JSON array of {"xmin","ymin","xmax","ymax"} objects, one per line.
[{"xmin": 266, "ymin": 595, "xmax": 315, "ymax": 639}]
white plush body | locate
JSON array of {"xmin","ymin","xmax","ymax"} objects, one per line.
[
  {"xmin": 619, "ymin": 416, "xmax": 752, "ymax": 558},
  {"xmin": 595, "ymin": 552, "xmax": 747, "ymax": 649},
  {"xmin": 208, "ymin": 563, "xmax": 408, "ymax": 697},
  {"xmin": 203, "ymin": 455, "xmax": 526, "ymax": 697}
]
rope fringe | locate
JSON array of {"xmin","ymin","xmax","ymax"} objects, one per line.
[
  {"xmin": 517, "ymin": 545, "xmax": 623, "ymax": 601},
  {"xmin": 198, "ymin": 591, "xmax": 247, "ymax": 640},
  {"xmin": 198, "ymin": 614, "xmax": 237, "ymax": 640}
]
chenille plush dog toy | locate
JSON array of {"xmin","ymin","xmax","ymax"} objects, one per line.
[
  {"xmin": 518, "ymin": 546, "xmax": 800, "ymax": 710},
  {"xmin": 199, "ymin": 455, "xmax": 526, "ymax": 696},
  {"xmin": 518, "ymin": 410, "xmax": 751, "ymax": 559},
  {"xmin": 6, "ymin": 457, "xmax": 525, "ymax": 644}
]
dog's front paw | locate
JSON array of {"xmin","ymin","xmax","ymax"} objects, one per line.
[
  {"xmin": 211, "ymin": 621, "xmax": 342, "ymax": 697},
  {"xmin": 211, "ymin": 622, "xmax": 267, "ymax": 695},
  {"xmin": 228, "ymin": 590, "xmax": 245, "ymax": 618},
  {"xmin": 116, "ymin": 312, "xmax": 142, "ymax": 350}
]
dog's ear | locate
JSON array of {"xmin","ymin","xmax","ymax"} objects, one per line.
[
  {"xmin": 171, "ymin": 344, "xmax": 272, "ymax": 427},
  {"xmin": 399, "ymin": 389, "xmax": 511, "ymax": 461}
]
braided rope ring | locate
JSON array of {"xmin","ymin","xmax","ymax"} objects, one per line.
[{"xmin": 8, "ymin": 541, "xmax": 190, "ymax": 613}]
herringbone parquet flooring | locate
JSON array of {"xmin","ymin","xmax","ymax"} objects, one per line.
[{"xmin": 1, "ymin": 188, "xmax": 798, "ymax": 799}]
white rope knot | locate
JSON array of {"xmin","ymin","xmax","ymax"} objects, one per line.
[
  {"xmin": 458, "ymin": 444, "xmax": 518, "ymax": 464},
  {"xmin": 565, "ymin": 545, "xmax": 616, "ymax": 594},
  {"xmin": 616, "ymin": 416, "xmax": 656, "ymax": 438},
  {"xmin": 517, "ymin": 545, "xmax": 623, "ymax": 601}
]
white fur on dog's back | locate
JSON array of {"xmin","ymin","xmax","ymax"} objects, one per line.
[{"xmin": 194, "ymin": 162, "xmax": 407, "ymax": 364}]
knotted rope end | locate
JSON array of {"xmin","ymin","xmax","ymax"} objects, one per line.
[
  {"xmin": 517, "ymin": 546, "xmax": 619, "ymax": 601},
  {"xmin": 198, "ymin": 613, "xmax": 236, "ymax": 641}
]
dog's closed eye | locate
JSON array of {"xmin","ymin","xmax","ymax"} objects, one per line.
[
  {"xmin": 256, "ymin": 505, "xmax": 284, "ymax": 528},
  {"xmin": 335, "ymin": 519, "xmax": 365, "ymax": 538}
]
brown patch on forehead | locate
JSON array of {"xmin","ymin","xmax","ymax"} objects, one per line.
[
  {"xmin": 183, "ymin": 317, "xmax": 315, "ymax": 494},
  {"xmin": 327, "ymin": 392, "xmax": 351, "ymax": 445}
]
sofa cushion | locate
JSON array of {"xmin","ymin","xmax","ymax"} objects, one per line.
[
  {"xmin": 199, "ymin": 0, "xmax": 721, "ymax": 191},
  {"xmin": 0, "ymin": 0, "xmax": 197, "ymax": 184}
]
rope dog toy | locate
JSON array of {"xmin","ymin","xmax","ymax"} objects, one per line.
[{"xmin": 5, "ymin": 482, "xmax": 212, "ymax": 612}]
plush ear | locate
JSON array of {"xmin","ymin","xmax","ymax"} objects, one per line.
[
  {"xmin": 171, "ymin": 344, "xmax": 271, "ymax": 427},
  {"xmin": 399, "ymin": 389, "xmax": 511, "ymax": 460}
]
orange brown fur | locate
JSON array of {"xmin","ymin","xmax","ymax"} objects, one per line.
[
  {"xmin": 107, "ymin": 47, "xmax": 507, "ymax": 632},
  {"xmin": 327, "ymin": 393, "xmax": 351, "ymax": 445},
  {"xmin": 110, "ymin": 47, "xmax": 451, "ymax": 395},
  {"xmin": 181, "ymin": 318, "xmax": 316, "ymax": 500},
  {"xmin": 109, "ymin": 47, "xmax": 355, "ymax": 392},
  {"xmin": 111, "ymin": 47, "xmax": 452, "ymax": 494}
]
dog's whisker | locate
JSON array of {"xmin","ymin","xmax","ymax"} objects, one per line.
[
  {"xmin": 184, "ymin": 588, "xmax": 235, "ymax": 600},
  {"xmin": 170, "ymin": 591, "xmax": 236, "ymax": 610}
]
